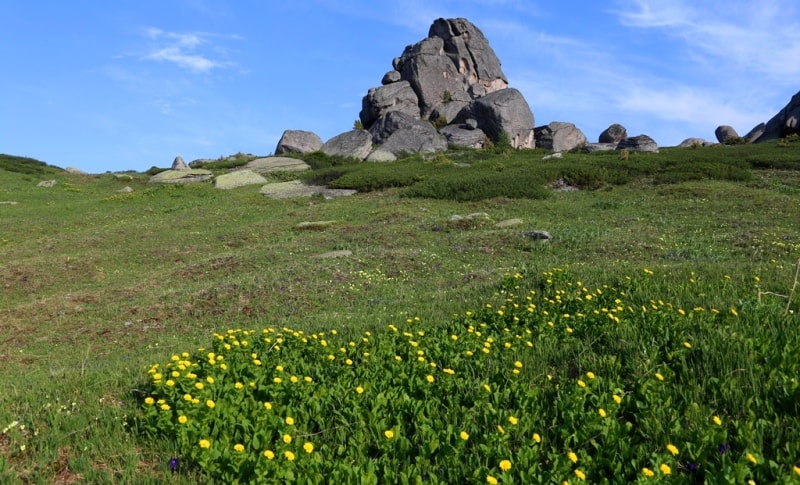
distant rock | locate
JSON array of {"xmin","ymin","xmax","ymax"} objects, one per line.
[
  {"xmin": 495, "ymin": 218, "xmax": 524, "ymax": 228},
  {"xmin": 37, "ymin": 180, "xmax": 57, "ymax": 187},
  {"xmin": 758, "ymin": 91, "xmax": 800, "ymax": 142},
  {"xmin": 275, "ymin": 130, "xmax": 323, "ymax": 155},
  {"xmin": 677, "ymin": 138, "xmax": 711, "ymax": 148},
  {"xmin": 469, "ymin": 88, "xmax": 535, "ymax": 149},
  {"xmin": 260, "ymin": 180, "xmax": 357, "ymax": 199},
  {"xmin": 214, "ymin": 169, "xmax": 268, "ymax": 190},
  {"xmin": 117, "ymin": 186, "xmax": 134, "ymax": 193},
  {"xmin": 148, "ymin": 169, "xmax": 213, "ymax": 184},
  {"xmin": 582, "ymin": 143, "xmax": 617, "ymax": 153},
  {"xmin": 321, "ymin": 130, "xmax": 373, "ymax": 160},
  {"xmin": 743, "ymin": 123, "xmax": 765, "ymax": 143},
  {"xmin": 312, "ymin": 250, "xmax": 353, "ymax": 259},
  {"xmin": 171, "ymin": 156, "xmax": 189, "ymax": 170},
  {"xmin": 381, "ymin": 70, "xmax": 401, "ymax": 84},
  {"xmin": 535, "ymin": 122, "xmax": 586, "ymax": 152},
  {"xmin": 114, "ymin": 174, "xmax": 134, "ymax": 181},
  {"xmin": 365, "ymin": 150, "xmax": 398, "ymax": 162},
  {"xmin": 523, "ymin": 230, "xmax": 551, "ymax": 241},
  {"xmin": 599, "ymin": 124, "xmax": 627, "ymax": 144},
  {"xmin": 65, "ymin": 166, "xmax": 86, "ymax": 175},
  {"xmin": 617, "ymin": 135, "xmax": 659, "ymax": 153},
  {"xmin": 542, "ymin": 152, "xmax": 563, "ymax": 160},
  {"xmin": 241, "ymin": 157, "xmax": 310, "ymax": 174},
  {"xmin": 714, "ymin": 125, "xmax": 740, "ymax": 143},
  {"xmin": 296, "ymin": 220, "xmax": 339, "ymax": 230}
]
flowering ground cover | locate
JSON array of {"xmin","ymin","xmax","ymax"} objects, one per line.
[{"xmin": 141, "ymin": 269, "xmax": 800, "ymax": 483}]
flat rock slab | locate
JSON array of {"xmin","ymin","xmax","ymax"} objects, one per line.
[
  {"xmin": 149, "ymin": 169, "xmax": 213, "ymax": 184},
  {"xmin": 0, "ymin": 201, "xmax": 19, "ymax": 205},
  {"xmin": 495, "ymin": 218, "xmax": 524, "ymax": 228},
  {"xmin": 242, "ymin": 157, "xmax": 311, "ymax": 174},
  {"xmin": 260, "ymin": 180, "xmax": 357, "ymax": 199},
  {"xmin": 312, "ymin": 250, "xmax": 353, "ymax": 259},
  {"xmin": 214, "ymin": 169, "xmax": 268, "ymax": 190}
]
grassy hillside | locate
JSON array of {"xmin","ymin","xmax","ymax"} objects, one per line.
[{"xmin": 0, "ymin": 142, "xmax": 799, "ymax": 483}]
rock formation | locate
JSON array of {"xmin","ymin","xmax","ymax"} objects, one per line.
[
  {"xmin": 715, "ymin": 125, "xmax": 740, "ymax": 143},
  {"xmin": 599, "ymin": 124, "xmax": 627, "ymax": 144},
  {"xmin": 171, "ymin": 156, "xmax": 189, "ymax": 170},
  {"xmin": 534, "ymin": 122, "xmax": 587, "ymax": 152},
  {"xmin": 755, "ymin": 90, "xmax": 800, "ymax": 142},
  {"xmin": 275, "ymin": 130, "xmax": 323, "ymax": 155}
]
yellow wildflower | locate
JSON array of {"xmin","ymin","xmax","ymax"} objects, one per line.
[
  {"xmin": 303, "ymin": 442, "xmax": 314, "ymax": 453},
  {"xmin": 284, "ymin": 450, "xmax": 296, "ymax": 461},
  {"xmin": 713, "ymin": 415, "xmax": 723, "ymax": 426},
  {"xmin": 486, "ymin": 476, "xmax": 498, "ymax": 485},
  {"xmin": 206, "ymin": 399, "xmax": 215, "ymax": 409},
  {"xmin": 642, "ymin": 468, "xmax": 654, "ymax": 477},
  {"xmin": 356, "ymin": 386, "xmax": 364, "ymax": 394},
  {"xmin": 285, "ymin": 416, "xmax": 295, "ymax": 426},
  {"xmin": 384, "ymin": 430, "xmax": 395, "ymax": 439},
  {"xmin": 659, "ymin": 464, "xmax": 671, "ymax": 475},
  {"xmin": 747, "ymin": 453, "xmax": 757, "ymax": 464},
  {"xmin": 283, "ymin": 434, "xmax": 292, "ymax": 444},
  {"xmin": 178, "ymin": 415, "xmax": 188, "ymax": 424},
  {"xmin": 568, "ymin": 451, "xmax": 578, "ymax": 463},
  {"xmin": 199, "ymin": 439, "xmax": 211, "ymax": 449},
  {"xmin": 144, "ymin": 397, "xmax": 154, "ymax": 405},
  {"xmin": 499, "ymin": 459, "xmax": 512, "ymax": 471},
  {"xmin": 574, "ymin": 469, "xmax": 586, "ymax": 480},
  {"xmin": 532, "ymin": 433, "xmax": 541, "ymax": 444},
  {"xmin": 598, "ymin": 408, "xmax": 607, "ymax": 418},
  {"xmin": 667, "ymin": 444, "xmax": 679, "ymax": 456},
  {"xmin": 460, "ymin": 431, "xmax": 469, "ymax": 440},
  {"xmin": 234, "ymin": 444, "xmax": 244, "ymax": 452},
  {"xmin": 508, "ymin": 416, "xmax": 518, "ymax": 425}
]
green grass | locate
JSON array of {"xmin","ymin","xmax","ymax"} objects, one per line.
[{"xmin": 0, "ymin": 141, "xmax": 799, "ymax": 483}]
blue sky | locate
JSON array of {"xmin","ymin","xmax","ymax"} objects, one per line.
[{"xmin": 1, "ymin": 0, "xmax": 798, "ymax": 173}]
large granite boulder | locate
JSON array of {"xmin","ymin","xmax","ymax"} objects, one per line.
[
  {"xmin": 678, "ymin": 137, "xmax": 711, "ymax": 148},
  {"xmin": 321, "ymin": 130, "xmax": 373, "ymax": 160},
  {"xmin": 439, "ymin": 124, "xmax": 486, "ymax": 149},
  {"xmin": 758, "ymin": 90, "xmax": 800, "ymax": 142},
  {"xmin": 715, "ymin": 125, "xmax": 740, "ymax": 143},
  {"xmin": 369, "ymin": 111, "xmax": 447, "ymax": 155},
  {"xmin": 617, "ymin": 135, "xmax": 659, "ymax": 153},
  {"xmin": 469, "ymin": 88, "xmax": 535, "ymax": 149},
  {"xmin": 534, "ymin": 122, "xmax": 587, "ymax": 152},
  {"xmin": 599, "ymin": 124, "xmax": 627, "ymax": 144},
  {"xmin": 275, "ymin": 130, "xmax": 323, "ymax": 155},
  {"xmin": 743, "ymin": 123, "xmax": 765, "ymax": 143},
  {"xmin": 359, "ymin": 81, "xmax": 420, "ymax": 129},
  {"xmin": 149, "ymin": 169, "xmax": 213, "ymax": 184},
  {"xmin": 241, "ymin": 157, "xmax": 311, "ymax": 174}
]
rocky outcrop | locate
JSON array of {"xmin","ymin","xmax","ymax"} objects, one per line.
[
  {"xmin": 743, "ymin": 123, "xmax": 765, "ymax": 143},
  {"xmin": 582, "ymin": 143, "xmax": 617, "ymax": 153},
  {"xmin": 715, "ymin": 125, "xmax": 740, "ymax": 143},
  {"xmin": 321, "ymin": 130, "xmax": 373, "ymax": 160},
  {"xmin": 617, "ymin": 135, "xmax": 659, "ymax": 153},
  {"xmin": 469, "ymin": 88, "xmax": 535, "ymax": 149},
  {"xmin": 599, "ymin": 124, "xmax": 627, "ymax": 144},
  {"xmin": 369, "ymin": 111, "xmax": 446, "ymax": 155},
  {"xmin": 534, "ymin": 122, "xmax": 586, "ymax": 152},
  {"xmin": 678, "ymin": 138, "xmax": 711, "ymax": 148},
  {"xmin": 439, "ymin": 124, "xmax": 486, "ymax": 149},
  {"xmin": 171, "ymin": 156, "xmax": 189, "ymax": 170},
  {"xmin": 757, "ymin": 90, "xmax": 800, "ymax": 142},
  {"xmin": 275, "ymin": 130, "xmax": 323, "ymax": 155},
  {"xmin": 260, "ymin": 180, "xmax": 357, "ymax": 199}
]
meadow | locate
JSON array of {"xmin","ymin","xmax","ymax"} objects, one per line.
[{"xmin": 1, "ymin": 139, "xmax": 799, "ymax": 483}]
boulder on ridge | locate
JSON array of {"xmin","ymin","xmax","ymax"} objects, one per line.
[
  {"xmin": 534, "ymin": 122, "xmax": 587, "ymax": 152},
  {"xmin": 275, "ymin": 130, "xmax": 323, "ymax": 155}
]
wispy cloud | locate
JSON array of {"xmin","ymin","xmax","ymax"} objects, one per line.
[{"xmin": 141, "ymin": 27, "xmax": 238, "ymax": 73}]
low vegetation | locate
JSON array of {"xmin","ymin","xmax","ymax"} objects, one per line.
[{"xmin": 0, "ymin": 139, "xmax": 799, "ymax": 483}]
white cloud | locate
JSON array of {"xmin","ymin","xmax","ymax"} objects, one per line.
[{"xmin": 140, "ymin": 28, "xmax": 236, "ymax": 73}]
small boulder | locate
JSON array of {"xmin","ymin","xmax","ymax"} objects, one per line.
[
  {"xmin": 381, "ymin": 70, "xmax": 402, "ymax": 85},
  {"xmin": 171, "ymin": 156, "xmax": 190, "ymax": 170},
  {"xmin": 439, "ymin": 125, "xmax": 486, "ymax": 149},
  {"xmin": 523, "ymin": 230, "xmax": 551, "ymax": 241},
  {"xmin": 65, "ymin": 166, "xmax": 87, "ymax": 175},
  {"xmin": 714, "ymin": 125, "xmax": 739, "ymax": 143},
  {"xmin": 599, "ymin": 124, "xmax": 627, "ymax": 144},
  {"xmin": 116, "ymin": 186, "xmax": 134, "ymax": 193},
  {"xmin": 365, "ymin": 150, "xmax": 398, "ymax": 162},
  {"xmin": 275, "ymin": 130, "xmax": 323, "ymax": 155},
  {"xmin": 617, "ymin": 135, "xmax": 659, "ymax": 153},
  {"xmin": 214, "ymin": 170, "xmax": 268, "ymax": 190},
  {"xmin": 260, "ymin": 180, "xmax": 357, "ymax": 199},
  {"xmin": 582, "ymin": 143, "xmax": 617, "ymax": 153},
  {"xmin": 37, "ymin": 180, "xmax": 57, "ymax": 187},
  {"xmin": 677, "ymin": 138, "xmax": 710, "ymax": 148},
  {"xmin": 321, "ymin": 130, "xmax": 373, "ymax": 160},
  {"xmin": 534, "ymin": 122, "xmax": 587, "ymax": 152}
]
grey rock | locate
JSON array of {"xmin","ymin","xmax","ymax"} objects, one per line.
[
  {"xmin": 321, "ymin": 130, "xmax": 373, "ymax": 160},
  {"xmin": 582, "ymin": 143, "xmax": 617, "ymax": 153},
  {"xmin": 469, "ymin": 88, "xmax": 535, "ymax": 149},
  {"xmin": 275, "ymin": 130, "xmax": 323, "ymax": 155},
  {"xmin": 359, "ymin": 81, "xmax": 420, "ymax": 129},
  {"xmin": 430, "ymin": 101, "xmax": 470, "ymax": 126},
  {"xmin": 677, "ymin": 138, "xmax": 709, "ymax": 148},
  {"xmin": 0, "ymin": 201, "xmax": 19, "ymax": 205},
  {"xmin": 37, "ymin": 180, "xmax": 57, "ymax": 187},
  {"xmin": 599, "ymin": 124, "xmax": 627, "ymax": 143},
  {"xmin": 542, "ymin": 152, "xmax": 563, "ymax": 160},
  {"xmin": 759, "ymin": 90, "xmax": 800, "ymax": 142},
  {"xmin": 617, "ymin": 135, "xmax": 659, "ymax": 153},
  {"xmin": 439, "ymin": 125, "xmax": 486, "ymax": 149},
  {"xmin": 65, "ymin": 166, "xmax": 86, "ymax": 175},
  {"xmin": 369, "ymin": 111, "xmax": 447, "ymax": 155},
  {"xmin": 171, "ymin": 156, "xmax": 189, "ymax": 170},
  {"xmin": 242, "ymin": 157, "xmax": 311, "ymax": 174},
  {"xmin": 744, "ymin": 123, "xmax": 766, "ymax": 143},
  {"xmin": 449, "ymin": 212, "xmax": 490, "ymax": 222},
  {"xmin": 260, "ymin": 180, "xmax": 357, "ymax": 199},
  {"xmin": 189, "ymin": 158, "xmax": 215, "ymax": 167},
  {"xmin": 114, "ymin": 174, "xmax": 134, "ymax": 181},
  {"xmin": 116, "ymin": 186, "xmax": 134, "ymax": 193},
  {"xmin": 535, "ymin": 122, "xmax": 587, "ymax": 152},
  {"xmin": 714, "ymin": 125, "xmax": 740, "ymax": 143},
  {"xmin": 365, "ymin": 150, "xmax": 398, "ymax": 162},
  {"xmin": 148, "ymin": 169, "xmax": 213, "ymax": 184},
  {"xmin": 381, "ymin": 70, "xmax": 402, "ymax": 84},
  {"xmin": 464, "ymin": 118, "xmax": 479, "ymax": 130},
  {"xmin": 214, "ymin": 169, "xmax": 269, "ymax": 190},
  {"xmin": 523, "ymin": 230, "xmax": 551, "ymax": 241}
]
